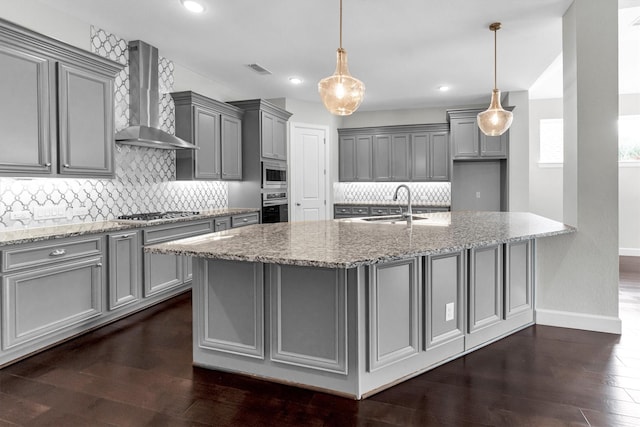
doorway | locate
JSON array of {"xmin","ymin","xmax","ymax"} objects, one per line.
[{"xmin": 289, "ymin": 123, "xmax": 330, "ymax": 222}]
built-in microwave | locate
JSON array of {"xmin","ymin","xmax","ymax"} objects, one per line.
[{"xmin": 262, "ymin": 161, "xmax": 287, "ymax": 189}]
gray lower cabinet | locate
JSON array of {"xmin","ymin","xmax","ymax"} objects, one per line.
[
  {"xmin": 0, "ymin": 18, "xmax": 122, "ymax": 178},
  {"xmin": 505, "ymin": 240, "xmax": 533, "ymax": 318},
  {"xmin": 334, "ymin": 204, "xmax": 449, "ymax": 218},
  {"xmin": 143, "ymin": 220, "xmax": 214, "ymax": 297},
  {"xmin": 107, "ymin": 231, "xmax": 140, "ymax": 310},
  {"xmin": 213, "ymin": 216, "xmax": 231, "ymax": 231},
  {"xmin": 231, "ymin": 212, "xmax": 260, "ymax": 228},
  {"xmin": 448, "ymin": 108, "xmax": 510, "ymax": 160},
  {"xmin": 468, "ymin": 245, "xmax": 503, "ymax": 334},
  {"xmin": 0, "ymin": 236, "xmax": 104, "ymax": 354},
  {"xmin": 172, "ymin": 91, "xmax": 244, "ymax": 181}
]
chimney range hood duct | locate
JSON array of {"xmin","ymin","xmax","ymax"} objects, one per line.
[{"xmin": 115, "ymin": 40, "xmax": 197, "ymax": 150}]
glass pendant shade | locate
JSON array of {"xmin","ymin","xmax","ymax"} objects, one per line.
[
  {"xmin": 477, "ymin": 89, "xmax": 513, "ymax": 136},
  {"xmin": 318, "ymin": 48, "xmax": 365, "ymax": 116},
  {"xmin": 478, "ymin": 22, "xmax": 513, "ymax": 136}
]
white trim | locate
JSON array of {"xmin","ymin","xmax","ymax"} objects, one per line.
[
  {"xmin": 288, "ymin": 122, "xmax": 331, "ymax": 222},
  {"xmin": 536, "ymin": 308, "xmax": 621, "ymax": 334},
  {"xmin": 619, "ymin": 248, "xmax": 640, "ymax": 257},
  {"xmin": 618, "ymin": 161, "xmax": 640, "ymax": 168},
  {"xmin": 537, "ymin": 162, "xmax": 563, "ymax": 168}
]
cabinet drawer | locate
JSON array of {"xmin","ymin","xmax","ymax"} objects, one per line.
[
  {"xmin": 214, "ymin": 216, "xmax": 231, "ymax": 231},
  {"xmin": 351, "ymin": 206, "xmax": 370, "ymax": 216},
  {"xmin": 334, "ymin": 206, "xmax": 353, "ymax": 216},
  {"xmin": 370, "ymin": 207, "xmax": 390, "ymax": 216},
  {"xmin": 231, "ymin": 212, "xmax": 259, "ymax": 228},
  {"xmin": 143, "ymin": 220, "xmax": 214, "ymax": 244},
  {"xmin": 2, "ymin": 237, "xmax": 103, "ymax": 273},
  {"xmin": 388, "ymin": 207, "xmax": 403, "ymax": 215}
]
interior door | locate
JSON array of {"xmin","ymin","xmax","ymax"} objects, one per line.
[{"xmin": 291, "ymin": 123, "xmax": 328, "ymax": 222}]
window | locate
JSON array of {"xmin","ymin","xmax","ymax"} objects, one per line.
[
  {"xmin": 619, "ymin": 115, "xmax": 640, "ymax": 161},
  {"xmin": 539, "ymin": 119, "xmax": 564, "ymax": 164}
]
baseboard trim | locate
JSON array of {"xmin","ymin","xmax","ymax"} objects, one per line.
[
  {"xmin": 536, "ymin": 309, "xmax": 621, "ymax": 334},
  {"xmin": 619, "ymin": 248, "xmax": 640, "ymax": 257}
]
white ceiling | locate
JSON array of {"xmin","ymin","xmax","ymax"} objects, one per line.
[{"xmin": 35, "ymin": 0, "xmax": 628, "ymax": 111}]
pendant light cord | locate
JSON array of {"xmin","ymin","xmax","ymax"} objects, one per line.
[
  {"xmin": 339, "ymin": 0, "xmax": 343, "ymax": 49},
  {"xmin": 493, "ymin": 26, "xmax": 497, "ymax": 90}
]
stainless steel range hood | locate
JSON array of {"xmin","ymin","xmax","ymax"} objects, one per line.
[{"xmin": 115, "ymin": 40, "xmax": 197, "ymax": 150}]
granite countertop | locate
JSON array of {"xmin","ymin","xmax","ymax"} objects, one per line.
[
  {"xmin": 146, "ymin": 211, "xmax": 575, "ymax": 269},
  {"xmin": 0, "ymin": 208, "xmax": 259, "ymax": 247},
  {"xmin": 335, "ymin": 201, "xmax": 451, "ymax": 207}
]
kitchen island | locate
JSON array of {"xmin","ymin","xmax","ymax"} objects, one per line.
[{"xmin": 147, "ymin": 212, "xmax": 574, "ymax": 399}]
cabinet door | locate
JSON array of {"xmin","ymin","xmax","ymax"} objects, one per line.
[
  {"xmin": 221, "ymin": 114, "xmax": 242, "ymax": 180},
  {"xmin": 480, "ymin": 132, "xmax": 508, "ymax": 158},
  {"xmin": 373, "ymin": 135, "xmax": 391, "ymax": 181},
  {"xmin": 391, "ymin": 134, "xmax": 411, "ymax": 181},
  {"xmin": 273, "ymin": 117, "xmax": 287, "ymax": 160},
  {"xmin": 426, "ymin": 251, "xmax": 465, "ymax": 349},
  {"xmin": 429, "ymin": 132, "xmax": 450, "ymax": 181},
  {"xmin": 468, "ymin": 245, "xmax": 503, "ymax": 333},
  {"xmin": 261, "ymin": 111, "xmax": 275, "ymax": 159},
  {"xmin": 339, "ymin": 136, "xmax": 356, "ymax": 181},
  {"xmin": 57, "ymin": 63, "xmax": 114, "ymax": 177},
  {"xmin": 108, "ymin": 232, "xmax": 140, "ymax": 310},
  {"xmin": 451, "ymin": 119, "xmax": 479, "ymax": 158},
  {"xmin": 0, "ymin": 45, "xmax": 53, "ymax": 175},
  {"xmin": 2, "ymin": 257, "xmax": 103, "ymax": 350},
  {"xmin": 355, "ymin": 135, "xmax": 373, "ymax": 181},
  {"xmin": 193, "ymin": 106, "xmax": 221, "ymax": 180},
  {"xmin": 143, "ymin": 252, "xmax": 184, "ymax": 297},
  {"xmin": 411, "ymin": 133, "xmax": 429, "ymax": 181}
]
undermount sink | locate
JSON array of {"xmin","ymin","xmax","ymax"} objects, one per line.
[
  {"xmin": 341, "ymin": 213, "xmax": 451, "ymax": 226},
  {"xmin": 361, "ymin": 215, "xmax": 428, "ymax": 223}
]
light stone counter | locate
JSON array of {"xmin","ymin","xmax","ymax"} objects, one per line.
[
  {"xmin": 146, "ymin": 211, "xmax": 575, "ymax": 268},
  {"xmin": 0, "ymin": 208, "xmax": 258, "ymax": 247}
]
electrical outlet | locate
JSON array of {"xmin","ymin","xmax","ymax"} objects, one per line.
[
  {"xmin": 72, "ymin": 206, "xmax": 89, "ymax": 217},
  {"xmin": 10, "ymin": 210, "xmax": 31, "ymax": 220},
  {"xmin": 476, "ymin": 191, "xmax": 481, "ymax": 199},
  {"xmin": 34, "ymin": 204, "xmax": 67, "ymax": 220},
  {"xmin": 445, "ymin": 302, "xmax": 455, "ymax": 321}
]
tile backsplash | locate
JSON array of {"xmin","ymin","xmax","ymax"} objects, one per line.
[
  {"xmin": 334, "ymin": 182, "xmax": 451, "ymax": 206},
  {"xmin": 0, "ymin": 27, "xmax": 226, "ymax": 230}
]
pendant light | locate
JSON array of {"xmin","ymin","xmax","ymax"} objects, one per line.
[
  {"xmin": 318, "ymin": 0, "xmax": 365, "ymax": 116},
  {"xmin": 477, "ymin": 22, "xmax": 513, "ymax": 136}
]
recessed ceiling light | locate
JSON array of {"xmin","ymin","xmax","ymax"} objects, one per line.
[
  {"xmin": 181, "ymin": 0, "xmax": 205, "ymax": 14},
  {"xmin": 438, "ymin": 85, "xmax": 450, "ymax": 92},
  {"xmin": 289, "ymin": 77, "xmax": 303, "ymax": 85}
]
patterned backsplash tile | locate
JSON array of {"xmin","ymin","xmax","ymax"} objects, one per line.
[
  {"xmin": 0, "ymin": 27, "xmax": 226, "ymax": 230},
  {"xmin": 334, "ymin": 182, "xmax": 451, "ymax": 206}
]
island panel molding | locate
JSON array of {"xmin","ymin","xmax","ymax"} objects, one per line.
[{"xmin": 198, "ymin": 260, "xmax": 264, "ymax": 359}]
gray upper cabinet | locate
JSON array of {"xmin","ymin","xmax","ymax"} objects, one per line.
[
  {"xmin": 228, "ymin": 99, "xmax": 292, "ymax": 163},
  {"xmin": 339, "ymin": 134, "xmax": 373, "ymax": 181},
  {"xmin": 447, "ymin": 108, "xmax": 512, "ymax": 160},
  {"xmin": 0, "ymin": 18, "xmax": 122, "ymax": 178},
  {"xmin": 57, "ymin": 62, "xmax": 115, "ymax": 177},
  {"xmin": 172, "ymin": 91, "xmax": 244, "ymax": 181},
  {"xmin": 339, "ymin": 124, "xmax": 450, "ymax": 182},
  {"xmin": 0, "ymin": 44, "xmax": 53, "ymax": 175}
]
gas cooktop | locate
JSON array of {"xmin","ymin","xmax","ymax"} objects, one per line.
[{"xmin": 115, "ymin": 211, "xmax": 200, "ymax": 223}]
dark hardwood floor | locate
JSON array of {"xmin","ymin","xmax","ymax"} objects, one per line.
[{"xmin": 2, "ymin": 260, "xmax": 640, "ymax": 426}]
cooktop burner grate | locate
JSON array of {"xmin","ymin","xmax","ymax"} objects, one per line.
[{"xmin": 116, "ymin": 211, "xmax": 200, "ymax": 222}]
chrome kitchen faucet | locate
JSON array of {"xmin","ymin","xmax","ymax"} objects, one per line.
[{"xmin": 393, "ymin": 184, "xmax": 413, "ymax": 224}]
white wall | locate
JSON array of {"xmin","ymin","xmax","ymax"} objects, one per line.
[
  {"xmin": 506, "ymin": 91, "xmax": 530, "ymax": 212},
  {"xmin": 536, "ymin": 0, "xmax": 620, "ymax": 334}
]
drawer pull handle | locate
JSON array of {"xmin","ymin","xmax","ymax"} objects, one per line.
[
  {"xmin": 44, "ymin": 162, "xmax": 51, "ymax": 167},
  {"xmin": 49, "ymin": 249, "xmax": 66, "ymax": 257},
  {"xmin": 120, "ymin": 233, "xmax": 133, "ymax": 238},
  {"xmin": 96, "ymin": 263, "xmax": 103, "ymax": 267},
  {"xmin": 63, "ymin": 164, "xmax": 70, "ymax": 168},
  {"xmin": 243, "ymin": 218, "xmax": 249, "ymax": 222}
]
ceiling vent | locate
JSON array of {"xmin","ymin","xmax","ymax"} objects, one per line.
[{"xmin": 246, "ymin": 63, "xmax": 272, "ymax": 75}]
